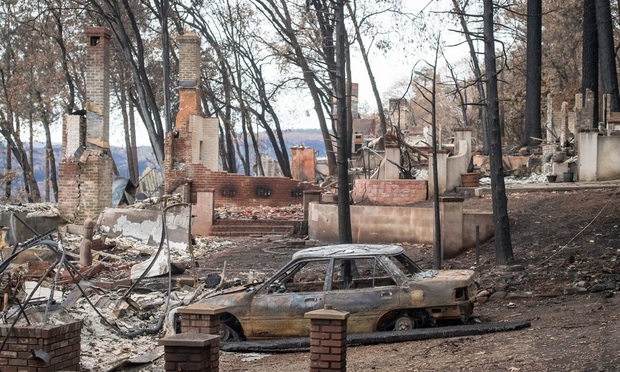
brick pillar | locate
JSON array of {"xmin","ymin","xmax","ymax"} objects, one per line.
[
  {"xmin": 177, "ymin": 304, "xmax": 226, "ymax": 335},
  {"xmin": 84, "ymin": 27, "xmax": 111, "ymax": 145},
  {"xmin": 0, "ymin": 320, "xmax": 82, "ymax": 371},
  {"xmin": 305, "ymin": 306, "xmax": 349, "ymax": 372},
  {"xmin": 159, "ymin": 333, "xmax": 219, "ymax": 372}
]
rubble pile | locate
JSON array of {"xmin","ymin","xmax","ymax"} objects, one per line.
[
  {"xmin": 0, "ymin": 225, "xmax": 263, "ymax": 371},
  {"xmin": 0, "ymin": 202, "xmax": 61, "ymax": 218},
  {"xmin": 215, "ymin": 204, "xmax": 304, "ymax": 220}
]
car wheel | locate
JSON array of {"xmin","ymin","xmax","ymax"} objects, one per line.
[
  {"xmin": 394, "ymin": 316, "xmax": 414, "ymax": 331},
  {"xmin": 220, "ymin": 323, "xmax": 241, "ymax": 342}
]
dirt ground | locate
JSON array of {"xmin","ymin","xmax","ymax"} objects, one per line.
[{"xmin": 195, "ymin": 187, "xmax": 620, "ymax": 371}]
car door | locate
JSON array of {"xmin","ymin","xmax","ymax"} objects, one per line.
[
  {"xmin": 325, "ymin": 257, "xmax": 401, "ymax": 333},
  {"xmin": 248, "ymin": 259, "xmax": 330, "ymax": 338}
]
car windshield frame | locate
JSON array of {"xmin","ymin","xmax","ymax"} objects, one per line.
[
  {"xmin": 257, "ymin": 257, "xmax": 335, "ymax": 295},
  {"xmin": 384, "ymin": 253, "xmax": 423, "ymax": 279}
]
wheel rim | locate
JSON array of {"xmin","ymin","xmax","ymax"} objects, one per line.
[{"xmin": 394, "ymin": 316, "xmax": 414, "ymax": 331}]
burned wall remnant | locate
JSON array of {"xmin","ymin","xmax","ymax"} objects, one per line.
[
  {"xmin": 164, "ymin": 31, "xmax": 219, "ymax": 199},
  {"xmin": 164, "ymin": 32, "xmax": 320, "ymax": 211},
  {"xmin": 58, "ymin": 27, "xmax": 113, "ymax": 223},
  {"xmin": 291, "ymin": 146, "xmax": 316, "ymax": 182},
  {"xmin": 351, "ymin": 179, "xmax": 427, "ymax": 205}
]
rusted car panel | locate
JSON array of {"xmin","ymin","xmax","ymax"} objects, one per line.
[{"xmin": 189, "ymin": 244, "xmax": 476, "ymax": 340}]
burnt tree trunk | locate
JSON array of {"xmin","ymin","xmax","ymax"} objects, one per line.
[
  {"xmin": 582, "ymin": 0, "xmax": 599, "ymax": 126},
  {"xmin": 335, "ymin": 0, "xmax": 352, "ymax": 244},
  {"xmin": 595, "ymin": 0, "xmax": 620, "ymax": 112},
  {"xmin": 483, "ymin": 0, "xmax": 513, "ymax": 264},
  {"xmin": 523, "ymin": 0, "xmax": 542, "ymax": 146}
]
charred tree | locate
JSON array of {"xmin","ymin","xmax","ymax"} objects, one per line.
[
  {"xmin": 582, "ymin": 0, "xmax": 599, "ymax": 126},
  {"xmin": 483, "ymin": 0, "xmax": 513, "ymax": 264},
  {"xmin": 335, "ymin": 0, "xmax": 352, "ymax": 244},
  {"xmin": 451, "ymin": 0, "xmax": 488, "ymax": 153},
  {"xmin": 523, "ymin": 0, "xmax": 542, "ymax": 146},
  {"xmin": 595, "ymin": 0, "xmax": 620, "ymax": 112}
]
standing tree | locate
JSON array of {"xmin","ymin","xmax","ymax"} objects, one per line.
[
  {"xmin": 335, "ymin": 0, "xmax": 352, "ymax": 243},
  {"xmin": 582, "ymin": 0, "xmax": 598, "ymax": 126},
  {"xmin": 483, "ymin": 0, "xmax": 513, "ymax": 264},
  {"xmin": 522, "ymin": 0, "xmax": 542, "ymax": 146},
  {"xmin": 451, "ymin": 0, "xmax": 489, "ymax": 153},
  {"xmin": 594, "ymin": 0, "xmax": 620, "ymax": 112}
]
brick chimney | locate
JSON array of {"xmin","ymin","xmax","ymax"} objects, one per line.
[
  {"xmin": 176, "ymin": 32, "xmax": 201, "ymax": 132},
  {"xmin": 84, "ymin": 27, "xmax": 111, "ymax": 146}
]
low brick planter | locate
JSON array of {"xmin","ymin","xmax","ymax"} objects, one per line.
[
  {"xmin": 159, "ymin": 332, "xmax": 220, "ymax": 372},
  {"xmin": 177, "ymin": 303, "xmax": 226, "ymax": 335},
  {"xmin": 0, "ymin": 320, "xmax": 83, "ymax": 372}
]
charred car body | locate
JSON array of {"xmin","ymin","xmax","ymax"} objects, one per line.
[{"xmin": 187, "ymin": 244, "xmax": 476, "ymax": 341}]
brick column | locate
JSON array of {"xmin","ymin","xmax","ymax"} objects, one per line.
[
  {"xmin": 84, "ymin": 27, "xmax": 111, "ymax": 145},
  {"xmin": 159, "ymin": 333, "xmax": 219, "ymax": 372},
  {"xmin": 305, "ymin": 306, "xmax": 349, "ymax": 372},
  {"xmin": 177, "ymin": 304, "xmax": 226, "ymax": 335},
  {"xmin": 0, "ymin": 320, "xmax": 82, "ymax": 372}
]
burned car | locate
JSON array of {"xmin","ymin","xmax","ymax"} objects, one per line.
[{"xmin": 188, "ymin": 244, "xmax": 476, "ymax": 341}]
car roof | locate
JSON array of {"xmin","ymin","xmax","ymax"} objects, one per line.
[{"xmin": 292, "ymin": 244, "xmax": 404, "ymax": 260}]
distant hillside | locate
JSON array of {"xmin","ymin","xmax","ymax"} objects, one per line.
[
  {"xmin": 261, "ymin": 128, "xmax": 326, "ymax": 158},
  {"xmin": 0, "ymin": 128, "xmax": 326, "ymax": 197}
]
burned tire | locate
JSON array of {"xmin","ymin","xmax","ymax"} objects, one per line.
[
  {"xmin": 220, "ymin": 322, "xmax": 241, "ymax": 342},
  {"xmin": 378, "ymin": 309, "xmax": 429, "ymax": 332}
]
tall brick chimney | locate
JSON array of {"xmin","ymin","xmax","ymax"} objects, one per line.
[
  {"xmin": 176, "ymin": 32, "xmax": 202, "ymax": 132},
  {"xmin": 57, "ymin": 27, "xmax": 113, "ymax": 223},
  {"xmin": 84, "ymin": 27, "xmax": 111, "ymax": 146}
]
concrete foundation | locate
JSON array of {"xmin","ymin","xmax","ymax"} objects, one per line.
[
  {"xmin": 577, "ymin": 130, "xmax": 620, "ymax": 181},
  {"xmin": 308, "ymin": 202, "xmax": 493, "ymax": 258}
]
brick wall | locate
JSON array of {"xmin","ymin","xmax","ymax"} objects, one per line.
[
  {"xmin": 166, "ymin": 164, "xmax": 320, "ymax": 207},
  {"xmin": 352, "ymin": 179, "xmax": 427, "ymax": 205},
  {"xmin": 0, "ymin": 320, "xmax": 82, "ymax": 371}
]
